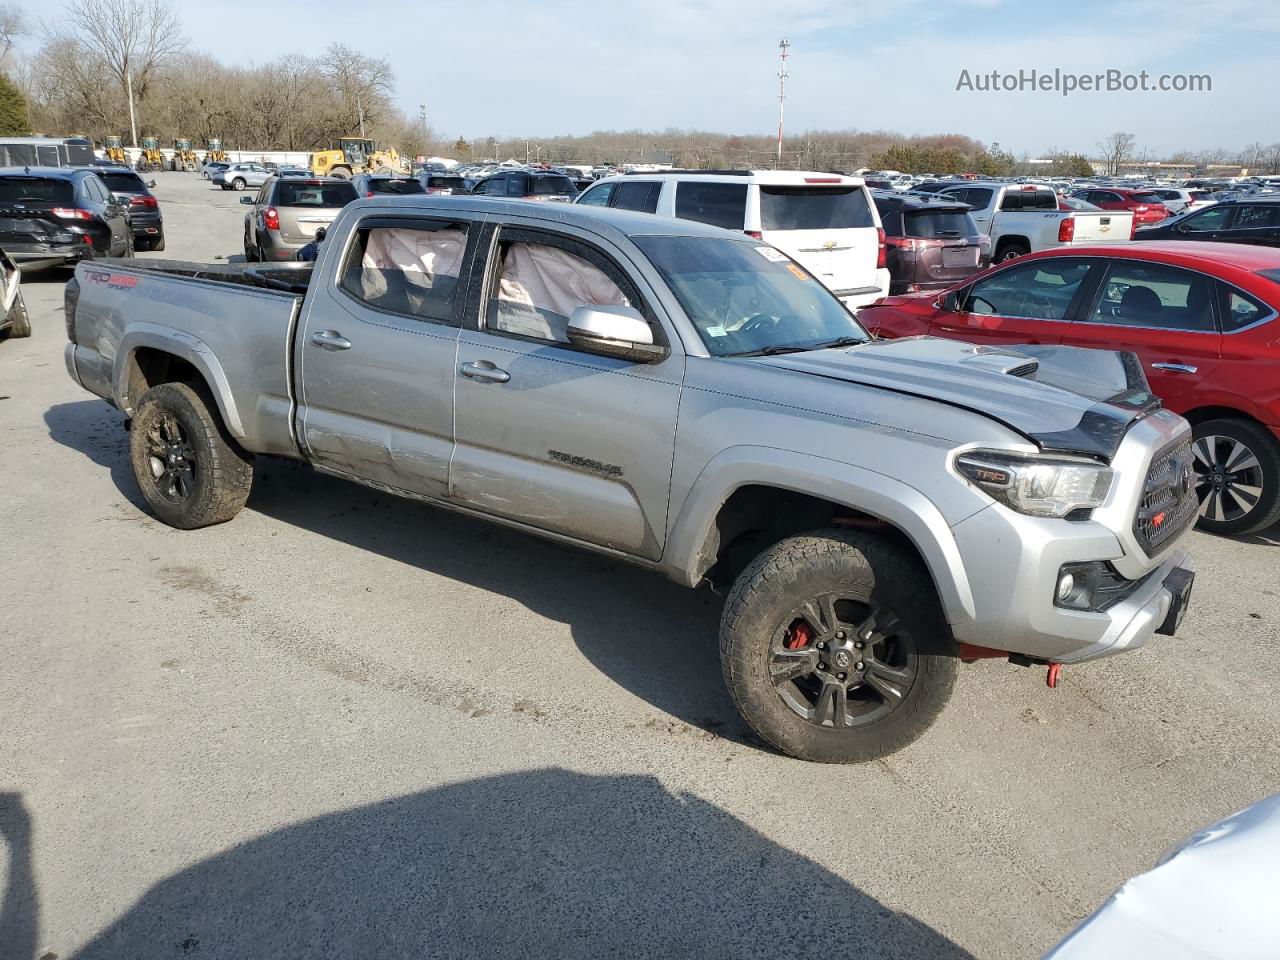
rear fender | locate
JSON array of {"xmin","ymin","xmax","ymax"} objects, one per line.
[{"xmin": 114, "ymin": 324, "xmax": 245, "ymax": 437}]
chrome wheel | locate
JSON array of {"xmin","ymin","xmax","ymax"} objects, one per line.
[{"xmin": 1194, "ymin": 434, "xmax": 1264, "ymax": 524}]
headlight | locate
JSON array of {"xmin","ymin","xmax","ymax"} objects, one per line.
[{"xmin": 955, "ymin": 450, "xmax": 1114, "ymax": 518}]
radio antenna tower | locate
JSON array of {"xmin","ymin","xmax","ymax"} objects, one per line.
[{"xmin": 776, "ymin": 38, "xmax": 790, "ymax": 168}]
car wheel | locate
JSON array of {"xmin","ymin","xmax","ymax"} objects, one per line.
[
  {"xmin": 1, "ymin": 290, "xmax": 32, "ymax": 339},
  {"xmin": 995, "ymin": 240, "xmax": 1030, "ymax": 262},
  {"xmin": 128, "ymin": 382, "xmax": 254, "ymax": 530},
  {"xmin": 1192, "ymin": 419, "xmax": 1280, "ymax": 536},
  {"xmin": 329, "ymin": 168, "xmax": 350, "ymax": 180},
  {"xmin": 232, "ymin": 178, "xmax": 246, "ymax": 191},
  {"xmin": 123, "ymin": 232, "xmax": 135, "ymax": 257},
  {"xmin": 153, "ymin": 232, "xmax": 165, "ymax": 252},
  {"xmin": 244, "ymin": 230, "xmax": 258, "ymax": 262},
  {"xmin": 720, "ymin": 529, "xmax": 957, "ymax": 763}
]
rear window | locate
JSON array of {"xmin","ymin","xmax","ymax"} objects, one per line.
[
  {"xmin": 999, "ymin": 189, "xmax": 1058, "ymax": 211},
  {"xmin": 0, "ymin": 177, "xmax": 74, "ymax": 204},
  {"xmin": 1130, "ymin": 192, "xmax": 1163, "ymax": 203},
  {"xmin": 426, "ymin": 176, "xmax": 466, "ymax": 191},
  {"xmin": 676, "ymin": 182, "xmax": 748, "ymax": 230},
  {"xmin": 368, "ymin": 179, "xmax": 425, "ymax": 195},
  {"xmin": 904, "ymin": 209, "xmax": 979, "ymax": 238},
  {"xmin": 759, "ymin": 186, "xmax": 874, "ymax": 230},
  {"xmin": 275, "ymin": 181, "xmax": 358, "ymax": 207},
  {"xmin": 530, "ymin": 175, "xmax": 576, "ymax": 197},
  {"xmin": 98, "ymin": 172, "xmax": 146, "ymax": 193}
]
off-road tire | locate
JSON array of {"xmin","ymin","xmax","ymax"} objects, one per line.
[
  {"xmin": 721, "ymin": 529, "xmax": 957, "ymax": 763},
  {"xmin": 329, "ymin": 167, "xmax": 351, "ymax": 180},
  {"xmin": 129, "ymin": 382, "xmax": 253, "ymax": 529},
  {"xmin": 2, "ymin": 291, "xmax": 31, "ymax": 339},
  {"xmin": 1193, "ymin": 418, "xmax": 1280, "ymax": 536}
]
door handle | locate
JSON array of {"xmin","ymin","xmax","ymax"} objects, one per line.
[
  {"xmin": 459, "ymin": 360, "xmax": 511, "ymax": 384},
  {"xmin": 310, "ymin": 330, "xmax": 352, "ymax": 350},
  {"xmin": 1151, "ymin": 362, "xmax": 1197, "ymax": 374}
]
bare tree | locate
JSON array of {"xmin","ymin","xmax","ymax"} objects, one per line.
[
  {"xmin": 0, "ymin": 3, "xmax": 24, "ymax": 66},
  {"xmin": 59, "ymin": 0, "xmax": 185, "ymax": 145},
  {"xmin": 317, "ymin": 43, "xmax": 394, "ymax": 141},
  {"xmin": 1097, "ymin": 131, "xmax": 1135, "ymax": 176}
]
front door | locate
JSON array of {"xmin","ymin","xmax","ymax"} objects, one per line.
[
  {"xmin": 451, "ymin": 224, "xmax": 683, "ymax": 560},
  {"xmin": 296, "ymin": 214, "xmax": 479, "ymax": 499},
  {"xmin": 931, "ymin": 257, "xmax": 1098, "ymax": 346}
]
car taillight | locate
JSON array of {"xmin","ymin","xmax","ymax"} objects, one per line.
[
  {"xmin": 1058, "ymin": 218, "xmax": 1075, "ymax": 243},
  {"xmin": 264, "ymin": 206, "xmax": 280, "ymax": 230},
  {"xmin": 130, "ymin": 195, "xmax": 158, "ymax": 208},
  {"xmin": 745, "ymin": 230, "xmax": 763, "ymax": 239},
  {"xmin": 876, "ymin": 227, "xmax": 887, "ymax": 269},
  {"xmin": 1134, "ymin": 205, "xmax": 1149, "ymax": 212},
  {"xmin": 51, "ymin": 208, "xmax": 93, "ymax": 220},
  {"xmin": 884, "ymin": 235, "xmax": 918, "ymax": 251},
  {"xmin": 366, "ymin": 191, "xmax": 375, "ymax": 198}
]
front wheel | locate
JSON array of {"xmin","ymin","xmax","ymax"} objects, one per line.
[
  {"xmin": 2, "ymin": 291, "xmax": 31, "ymax": 339},
  {"xmin": 720, "ymin": 529, "xmax": 957, "ymax": 763},
  {"xmin": 1193, "ymin": 418, "xmax": 1280, "ymax": 535},
  {"xmin": 128, "ymin": 382, "xmax": 254, "ymax": 529}
]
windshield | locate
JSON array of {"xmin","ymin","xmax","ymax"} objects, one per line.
[
  {"xmin": 634, "ymin": 235, "xmax": 869, "ymax": 357},
  {"xmin": 0, "ymin": 177, "xmax": 74, "ymax": 204},
  {"xmin": 759, "ymin": 186, "xmax": 874, "ymax": 230},
  {"xmin": 368, "ymin": 179, "xmax": 424, "ymax": 195}
]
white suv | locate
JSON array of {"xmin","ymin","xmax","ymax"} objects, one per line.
[{"xmin": 576, "ymin": 170, "xmax": 890, "ymax": 309}]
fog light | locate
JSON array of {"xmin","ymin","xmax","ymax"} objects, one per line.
[{"xmin": 1056, "ymin": 573, "xmax": 1075, "ymax": 602}]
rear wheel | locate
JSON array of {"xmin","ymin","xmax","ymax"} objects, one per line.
[
  {"xmin": 720, "ymin": 529, "xmax": 957, "ymax": 763},
  {"xmin": 243, "ymin": 230, "xmax": 259, "ymax": 262},
  {"xmin": 128, "ymin": 382, "xmax": 253, "ymax": 529},
  {"xmin": 153, "ymin": 231, "xmax": 165, "ymax": 252},
  {"xmin": 329, "ymin": 167, "xmax": 351, "ymax": 180},
  {"xmin": 2, "ymin": 291, "xmax": 31, "ymax": 339},
  {"xmin": 995, "ymin": 239, "xmax": 1030, "ymax": 262},
  {"xmin": 1192, "ymin": 418, "xmax": 1280, "ymax": 536},
  {"xmin": 232, "ymin": 177, "xmax": 246, "ymax": 191}
]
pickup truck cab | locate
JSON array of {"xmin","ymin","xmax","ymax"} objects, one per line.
[
  {"xmin": 934, "ymin": 181, "xmax": 1135, "ymax": 263},
  {"xmin": 64, "ymin": 197, "xmax": 1196, "ymax": 762}
]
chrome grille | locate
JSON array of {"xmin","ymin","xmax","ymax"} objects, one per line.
[{"xmin": 1134, "ymin": 438, "xmax": 1198, "ymax": 555}]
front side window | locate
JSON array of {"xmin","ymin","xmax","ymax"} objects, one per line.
[
  {"xmin": 610, "ymin": 180, "xmax": 661, "ymax": 213},
  {"xmin": 964, "ymin": 259, "xmax": 1092, "ymax": 320},
  {"xmin": 487, "ymin": 239, "xmax": 633, "ymax": 344},
  {"xmin": 477, "ymin": 177, "xmax": 506, "ymax": 196},
  {"xmin": 635, "ymin": 235, "xmax": 868, "ymax": 357},
  {"xmin": 1182, "ymin": 206, "xmax": 1233, "ymax": 232},
  {"xmin": 339, "ymin": 221, "xmax": 468, "ymax": 323},
  {"xmin": 577, "ymin": 182, "xmax": 614, "ymax": 207},
  {"xmin": 675, "ymin": 182, "xmax": 748, "ymax": 230},
  {"xmin": 1085, "ymin": 262, "xmax": 1216, "ymax": 331}
]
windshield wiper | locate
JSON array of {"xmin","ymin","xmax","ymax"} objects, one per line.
[
  {"xmin": 729, "ymin": 344, "xmax": 814, "ymax": 357},
  {"xmin": 808, "ymin": 336, "xmax": 867, "ymax": 350}
]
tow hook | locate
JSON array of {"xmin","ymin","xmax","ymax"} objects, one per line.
[{"xmin": 1046, "ymin": 663, "xmax": 1063, "ymax": 689}]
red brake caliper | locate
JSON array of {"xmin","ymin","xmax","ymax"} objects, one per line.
[{"xmin": 785, "ymin": 621, "xmax": 813, "ymax": 650}]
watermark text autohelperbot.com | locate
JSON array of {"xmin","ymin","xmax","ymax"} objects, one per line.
[{"xmin": 956, "ymin": 68, "xmax": 1211, "ymax": 97}]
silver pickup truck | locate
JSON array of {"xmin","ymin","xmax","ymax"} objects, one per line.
[{"xmin": 64, "ymin": 197, "xmax": 1197, "ymax": 762}]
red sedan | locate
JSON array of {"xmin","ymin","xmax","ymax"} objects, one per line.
[
  {"xmin": 860, "ymin": 242, "xmax": 1280, "ymax": 535},
  {"xmin": 1072, "ymin": 187, "xmax": 1170, "ymax": 228}
]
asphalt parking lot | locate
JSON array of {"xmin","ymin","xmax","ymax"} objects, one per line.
[{"xmin": 2, "ymin": 171, "xmax": 1279, "ymax": 960}]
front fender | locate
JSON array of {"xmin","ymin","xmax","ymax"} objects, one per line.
[
  {"xmin": 662, "ymin": 445, "xmax": 977, "ymax": 626},
  {"xmin": 114, "ymin": 323, "xmax": 246, "ymax": 437}
]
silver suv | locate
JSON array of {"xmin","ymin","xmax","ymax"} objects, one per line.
[
  {"xmin": 214, "ymin": 162, "xmax": 272, "ymax": 191},
  {"xmin": 241, "ymin": 176, "xmax": 358, "ymax": 262}
]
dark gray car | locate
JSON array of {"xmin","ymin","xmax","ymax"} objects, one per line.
[{"xmin": 242, "ymin": 176, "xmax": 358, "ymax": 262}]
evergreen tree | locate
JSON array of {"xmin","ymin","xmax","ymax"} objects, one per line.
[{"xmin": 0, "ymin": 73, "xmax": 30, "ymax": 136}]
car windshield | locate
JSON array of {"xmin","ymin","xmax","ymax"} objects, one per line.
[
  {"xmin": 98, "ymin": 172, "xmax": 145, "ymax": 193},
  {"xmin": 904, "ymin": 209, "xmax": 977, "ymax": 237},
  {"xmin": 634, "ymin": 235, "xmax": 869, "ymax": 357},
  {"xmin": 759, "ymin": 186, "xmax": 874, "ymax": 230},
  {"xmin": 368, "ymin": 179, "xmax": 424, "ymax": 195},
  {"xmin": 275, "ymin": 181, "xmax": 358, "ymax": 206},
  {"xmin": 0, "ymin": 177, "xmax": 74, "ymax": 204}
]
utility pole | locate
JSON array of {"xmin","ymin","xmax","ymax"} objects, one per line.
[
  {"xmin": 125, "ymin": 67, "xmax": 138, "ymax": 148},
  {"xmin": 357, "ymin": 93, "xmax": 366, "ymax": 139},
  {"xmin": 776, "ymin": 38, "xmax": 790, "ymax": 169}
]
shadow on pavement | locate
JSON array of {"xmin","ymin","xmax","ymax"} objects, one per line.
[
  {"xmin": 0, "ymin": 793, "xmax": 37, "ymax": 960},
  {"xmin": 20, "ymin": 770, "xmax": 969, "ymax": 960}
]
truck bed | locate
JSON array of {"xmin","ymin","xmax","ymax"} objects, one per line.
[{"xmin": 65, "ymin": 258, "xmax": 308, "ymax": 458}]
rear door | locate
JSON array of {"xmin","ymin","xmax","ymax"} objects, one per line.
[
  {"xmin": 938, "ymin": 186, "xmax": 995, "ymax": 233},
  {"xmin": 451, "ymin": 221, "xmax": 682, "ymax": 560},
  {"xmin": 933, "ymin": 256, "xmax": 1098, "ymax": 345},
  {"xmin": 1225, "ymin": 204, "xmax": 1280, "ymax": 247},
  {"xmin": 296, "ymin": 213, "xmax": 479, "ymax": 498},
  {"xmin": 754, "ymin": 182, "xmax": 880, "ymax": 298},
  {"xmin": 1061, "ymin": 259, "xmax": 1222, "ymax": 414}
]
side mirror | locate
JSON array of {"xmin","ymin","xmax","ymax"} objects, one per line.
[
  {"xmin": 566, "ymin": 305, "xmax": 667, "ymax": 363},
  {"xmin": 147, "ymin": 179, "xmax": 157, "ymax": 188},
  {"xmin": 239, "ymin": 196, "xmax": 254, "ymax": 204},
  {"xmin": 942, "ymin": 290, "xmax": 962, "ymax": 312}
]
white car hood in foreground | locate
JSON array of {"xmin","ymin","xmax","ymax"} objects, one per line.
[{"xmin": 1044, "ymin": 794, "xmax": 1280, "ymax": 959}]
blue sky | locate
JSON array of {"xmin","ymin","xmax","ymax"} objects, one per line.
[{"xmin": 56, "ymin": 0, "xmax": 1280, "ymax": 156}]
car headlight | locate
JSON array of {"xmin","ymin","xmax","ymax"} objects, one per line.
[{"xmin": 955, "ymin": 450, "xmax": 1114, "ymax": 518}]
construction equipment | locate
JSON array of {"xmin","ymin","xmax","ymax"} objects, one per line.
[
  {"xmin": 202, "ymin": 139, "xmax": 229, "ymax": 166},
  {"xmin": 172, "ymin": 138, "xmax": 199, "ymax": 172},
  {"xmin": 104, "ymin": 136, "xmax": 127, "ymax": 166},
  {"xmin": 310, "ymin": 137, "xmax": 407, "ymax": 179},
  {"xmin": 138, "ymin": 136, "xmax": 165, "ymax": 172}
]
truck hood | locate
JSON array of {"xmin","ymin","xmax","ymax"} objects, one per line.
[{"xmin": 753, "ymin": 336, "xmax": 1159, "ymax": 459}]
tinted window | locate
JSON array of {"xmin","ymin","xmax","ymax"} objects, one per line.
[
  {"xmin": 1094, "ymin": 192, "xmax": 1122, "ymax": 204},
  {"xmin": 635, "ymin": 235, "xmax": 869, "ymax": 357},
  {"xmin": 611, "ymin": 180, "xmax": 661, "ymax": 213},
  {"xmin": 1223, "ymin": 289, "xmax": 1272, "ymax": 332},
  {"xmin": 425, "ymin": 176, "xmax": 466, "ymax": 192},
  {"xmin": 962, "ymin": 188, "xmax": 993, "ymax": 208},
  {"xmin": 1182, "ymin": 206, "xmax": 1233, "ymax": 232},
  {"xmin": 999, "ymin": 189, "xmax": 1057, "ymax": 211},
  {"xmin": 275, "ymin": 181, "xmax": 358, "ymax": 207},
  {"xmin": 477, "ymin": 177, "xmax": 506, "ymax": 196},
  {"xmin": 1085, "ymin": 262, "xmax": 1215, "ymax": 331},
  {"xmin": 904, "ymin": 209, "xmax": 979, "ymax": 238},
  {"xmin": 98, "ymin": 172, "xmax": 146, "ymax": 193},
  {"xmin": 367, "ymin": 179, "xmax": 425, "ymax": 195},
  {"xmin": 487, "ymin": 240, "xmax": 632, "ymax": 344},
  {"xmin": 758, "ymin": 186, "xmax": 874, "ymax": 230},
  {"xmin": 965, "ymin": 259, "xmax": 1092, "ymax": 320},
  {"xmin": 1130, "ymin": 192, "xmax": 1163, "ymax": 204},
  {"xmin": 577, "ymin": 182, "xmax": 614, "ymax": 207},
  {"xmin": 673, "ymin": 182, "xmax": 747, "ymax": 230},
  {"xmin": 81, "ymin": 177, "xmax": 106, "ymax": 203},
  {"xmin": 1234, "ymin": 205, "xmax": 1280, "ymax": 228},
  {"xmin": 530, "ymin": 175, "xmax": 577, "ymax": 197},
  {"xmin": 340, "ymin": 222, "xmax": 468, "ymax": 323}
]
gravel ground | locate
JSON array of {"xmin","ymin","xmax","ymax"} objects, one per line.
[{"xmin": 1, "ymin": 171, "xmax": 1278, "ymax": 960}]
